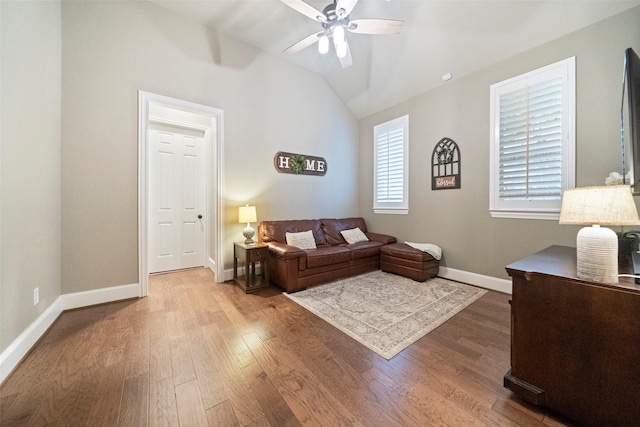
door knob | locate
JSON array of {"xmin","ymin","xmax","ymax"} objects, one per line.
[{"xmin": 198, "ymin": 214, "xmax": 203, "ymax": 219}]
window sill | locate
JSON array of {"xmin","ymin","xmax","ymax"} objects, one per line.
[
  {"xmin": 374, "ymin": 208, "xmax": 409, "ymax": 215},
  {"xmin": 489, "ymin": 210, "xmax": 560, "ymax": 221}
]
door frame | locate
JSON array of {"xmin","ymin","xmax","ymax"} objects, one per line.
[{"xmin": 138, "ymin": 91, "xmax": 225, "ymax": 296}]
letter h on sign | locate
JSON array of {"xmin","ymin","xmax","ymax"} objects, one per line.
[{"xmin": 278, "ymin": 156, "xmax": 290, "ymax": 169}]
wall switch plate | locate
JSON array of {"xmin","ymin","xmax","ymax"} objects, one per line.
[{"xmin": 34, "ymin": 287, "xmax": 39, "ymax": 305}]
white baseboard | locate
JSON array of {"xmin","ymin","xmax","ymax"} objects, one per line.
[
  {"xmin": 0, "ymin": 296, "xmax": 63, "ymax": 384},
  {"xmin": 0, "ymin": 282, "xmax": 139, "ymax": 385},
  {"xmin": 62, "ymin": 283, "xmax": 140, "ymax": 310},
  {"xmin": 438, "ymin": 266, "xmax": 512, "ymax": 294}
]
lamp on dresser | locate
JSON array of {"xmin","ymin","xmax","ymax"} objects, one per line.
[
  {"xmin": 238, "ymin": 204, "xmax": 257, "ymax": 245},
  {"xmin": 559, "ymin": 185, "xmax": 640, "ymax": 283}
]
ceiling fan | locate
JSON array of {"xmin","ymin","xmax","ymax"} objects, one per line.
[{"xmin": 280, "ymin": 0, "xmax": 404, "ymax": 68}]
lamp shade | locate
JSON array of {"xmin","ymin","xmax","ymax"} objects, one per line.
[
  {"xmin": 238, "ymin": 205, "xmax": 257, "ymax": 224},
  {"xmin": 559, "ymin": 185, "xmax": 640, "ymax": 284},
  {"xmin": 559, "ymin": 185, "xmax": 640, "ymax": 226}
]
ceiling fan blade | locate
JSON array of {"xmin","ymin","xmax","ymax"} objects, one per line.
[
  {"xmin": 338, "ymin": 41, "xmax": 353, "ymax": 69},
  {"xmin": 348, "ymin": 19, "xmax": 404, "ymax": 35},
  {"xmin": 335, "ymin": 0, "xmax": 359, "ymax": 19},
  {"xmin": 284, "ymin": 32, "xmax": 322, "ymax": 54},
  {"xmin": 280, "ymin": 0, "xmax": 327, "ymax": 22}
]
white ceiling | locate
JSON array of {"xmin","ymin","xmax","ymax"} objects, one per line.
[{"xmin": 151, "ymin": 0, "xmax": 640, "ymax": 118}]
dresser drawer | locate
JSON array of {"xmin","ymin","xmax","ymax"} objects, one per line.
[{"xmin": 247, "ymin": 248, "xmax": 266, "ymax": 262}]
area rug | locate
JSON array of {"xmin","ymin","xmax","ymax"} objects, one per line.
[{"xmin": 284, "ymin": 270, "xmax": 487, "ymax": 359}]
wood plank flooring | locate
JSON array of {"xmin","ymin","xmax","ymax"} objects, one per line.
[{"xmin": 0, "ymin": 268, "xmax": 572, "ymax": 426}]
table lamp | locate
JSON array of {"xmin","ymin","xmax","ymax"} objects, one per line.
[
  {"xmin": 238, "ymin": 205, "xmax": 257, "ymax": 245},
  {"xmin": 559, "ymin": 185, "xmax": 640, "ymax": 283}
]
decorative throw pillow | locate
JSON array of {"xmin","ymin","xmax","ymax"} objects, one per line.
[
  {"xmin": 340, "ymin": 227, "xmax": 369, "ymax": 244},
  {"xmin": 285, "ymin": 230, "xmax": 317, "ymax": 250}
]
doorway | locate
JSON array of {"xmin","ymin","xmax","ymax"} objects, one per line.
[
  {"xmin": 138, "ymin": 91, "xmax": 225, "ymax": 296},
  {"xmin": 148, "ymin": 122, "xmax": 206, "ymax": 273}
]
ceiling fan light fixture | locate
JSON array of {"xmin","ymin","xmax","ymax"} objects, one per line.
[
  {"xmin": 333, "ymin": 25, "xmax": 348, "ymax": 57},
  {"xmin": 336, "ymin": 40, "xmax": 348, "ymax": 58},
  {"xmin": 281, "ymin": 0, "xmax": 404, "ymax": 68},
  {"xmin": 333, "ymin": 25, "xmax": 345, "ymax": 43},
  {"xmin": 318, "ymin": 34, "xmax": 329, "ymax": 54}
]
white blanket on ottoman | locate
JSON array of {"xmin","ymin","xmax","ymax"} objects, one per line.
[{"xmin": 404, "ymin": 241, "xmax": 442, "ymax": 260}]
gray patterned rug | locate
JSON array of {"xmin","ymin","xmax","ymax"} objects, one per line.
[{"xmin": 284, "ymin": 270, "xmax": 487, "ymax": 359}]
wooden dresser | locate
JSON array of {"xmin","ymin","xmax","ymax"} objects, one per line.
[{"xmin": 504, "ymin": 245, "xmax": 640, "ymax": 427}]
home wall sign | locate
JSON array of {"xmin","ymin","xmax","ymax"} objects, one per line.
[
  {"xmin": 431, "ymin": 137, "xmax": 461, "ymax": 190},
  {"xmin": 274, "ymin": 151, "xmax": 327, "ymax": 176}
]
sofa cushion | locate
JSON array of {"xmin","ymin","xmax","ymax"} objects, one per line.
[
  {"xmin": 286, "ymin": 230, "xmax": 317, "ymax": 250},
  {"xmin": 305, "ymin": 246, "xmax": 351, "ymax": 269},
  {"xmin": 341, "ymin": 227, "xmax": 369, "ymax": 244},
  {"xmin": 348, "ymin": 240, "xmax": 384, "ymax": 260},
  {"xmin": 321, "ymin": 218, "xmax": 368, "ymax": 245},
  {"xmin": 260, "ymin": 219, "xmax": 327, "ymax": 246}
]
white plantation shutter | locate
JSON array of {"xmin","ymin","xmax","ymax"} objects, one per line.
[
  {"xmin": 374, "ymin": 115, "xmax": 409, "ymax": 214},
  {"xmin": 499, "ymin": 79, "xmax": 563, "ymax": 200},
  {"xmin": 490, "ymin": 58, "xmax": 575, "ymax": 220}
]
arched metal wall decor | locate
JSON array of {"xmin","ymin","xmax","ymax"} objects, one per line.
[{"xmin": 432, "ymin": 137, "xmax": 461, "ymax": 190}]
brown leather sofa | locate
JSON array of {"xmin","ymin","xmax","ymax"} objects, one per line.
[{"xmin": 258, "ymin": 217, "xmax": 397, "ymax": 292}]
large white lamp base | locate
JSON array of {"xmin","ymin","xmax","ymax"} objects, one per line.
[{"xmin": 576, "ymin": 225, "xmax": 618, "ymax": 284}]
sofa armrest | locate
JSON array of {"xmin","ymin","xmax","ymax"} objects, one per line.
[
  {"xmin": 265, "ymin": 241, "xmax": 306, "ymax": 260},
  {"xmin": 366, "ymin": 232, "xmax": 397, "ymax": 245}
]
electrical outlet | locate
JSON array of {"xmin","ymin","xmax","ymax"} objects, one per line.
[{"xmin": 33, "ymin": 287, "xmax": 39, "ymax": 305}]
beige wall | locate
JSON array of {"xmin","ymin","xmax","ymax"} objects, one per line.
[
  {"xmin": 61, "ymin": 1, "xmax": 358, "ymax": 293},
  {"xmin": 1, "ymin": 1, "xmax": 62, "ymax": 352},
  {"xmin": 358, "ymin": 6, "xmax": 640, "ymax": 280}
]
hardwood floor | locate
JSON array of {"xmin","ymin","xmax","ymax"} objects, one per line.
[{"xmin": 1, "ymin": 268, "xmax": 571, "ymax": 426}]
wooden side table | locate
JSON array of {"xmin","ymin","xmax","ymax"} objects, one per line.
[{"xmin": 233, "ymin": 242, "xmax": 269, "ymax": 293}]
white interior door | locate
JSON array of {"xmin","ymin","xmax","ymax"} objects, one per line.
[{"xmin": 149, "ymin": 123, "xmax": 205, "ymax": 273}]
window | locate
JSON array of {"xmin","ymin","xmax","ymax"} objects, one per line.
[
  {"xmin": 490, "ymin": 57, "xmax": 575, "ymax": 220},
  {"xmin": 374, "ymin": 115, "xmax": 409, "ymax": 214}
]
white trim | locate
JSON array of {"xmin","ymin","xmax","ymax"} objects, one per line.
[
  {"xmin": 0, "ymin": 297, "xmax": 63, "ymax": 384},
  {"xmin": 138, "ymin": 91, "xmax": 226, "ymax": 295},
  {"xmin": 224, "ymin": 267, "xmax": 235, "ymax": 282},
  {"xmin": 373, "ymin": 208, "xmax": 409, "ymax": 215},
  {"xmin": 61, "ymin": 283, "xmax": 140, "ymax": 311},
  {"xmin": 489, "ymin": 210, "xmax": 560, "ymax": 221},
  {"xmin": 438, "ymin": 266, "xmax": 512, "ymax": 294}
]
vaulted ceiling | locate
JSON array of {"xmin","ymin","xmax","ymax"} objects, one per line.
[{"xmin": 151, "ymin": 0, "xmax": 640, "ymax": 118}]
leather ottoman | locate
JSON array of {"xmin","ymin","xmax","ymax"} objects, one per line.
[{"xmin": 380, "ymin": 243, "xmax": 439, "ymax": 282}]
